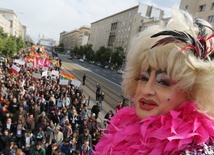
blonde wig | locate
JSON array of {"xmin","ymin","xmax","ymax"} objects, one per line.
[{"xmin": 122, "ymin": 9, "xmax": 214, "ymax": 117}]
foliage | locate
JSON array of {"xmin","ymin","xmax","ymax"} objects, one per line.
[
  {"xmin": 111, "ymin": 46, "xmax": 125, "ymax": 67},
  {"xmin": 0, "ymin": 26, "xmax": 25, "ymax": 56},
  {"xmin": 71, "ymin": 44, "xmax": 125, "ymax": 67},
  {"xmin": 95, "ymin": 46, "xmax": 112, "ymax": 64},
  {"xmin": 72, "ymin": 46, "xmax": 79, "ymax": 57},
  {"xmin": 55, "ymin": 43, "xmax": 64, "ymax": 53}
]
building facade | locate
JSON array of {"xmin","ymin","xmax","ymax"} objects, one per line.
[
  {"xmin": 0, "ymin": 7, "xmax": 26, "ymax": 41},
  {"xmin": 78, "ymin": 26, "xmax": 90, "ymax": 47},
  {"xmin": 180, "ymin": 0, "xmax": 214, "ymax": 27},
  {"xmin": 59, "ymin": 26, "xmax": 90, "ymax": 52},
  {"xmin": 0, "ymin": 14, "xmax": 10, "ymax": 34},
  {"xmin": 88, "ymin": 3, "xmax": 164, "ymax": 53}
]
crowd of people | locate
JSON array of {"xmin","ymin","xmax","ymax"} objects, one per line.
[{"xmin": 0, "ymin": 48, "xmax": 110, "ymax": 155}]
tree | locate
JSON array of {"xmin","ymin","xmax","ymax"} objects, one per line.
[
  {"xmin": 72, "ymin": 46, "xmax": 79, "ymax": 57},
  {"xmin": 111, "ymin": 46, "xmax": 125, "ymax": 68},
  {"xmin": 4, "ymin": 36, "xmax": 16, "ymax": 55},
  {"xmin": 16, "ymin": 36, "xmax": 24, "ymax": 52},
  {"xmin": 55, "ymin": 43, "xmax": 64, "ymax": 53},
  {"xmin": 0, "ymin": 27, "xmax": 8, "ymax": 39},
  {"xmin": 95, "ymin": 46, "xmax": 112, "ymax": 64}
]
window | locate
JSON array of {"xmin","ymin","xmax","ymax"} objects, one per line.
[
  {"xmin": 208, "ymin": 16, "xmax": 214, "ymax": 22},
  {"xmin": 199, "ymin": 5, "xmax": 206, "ymax": 12},
  {"xmin": 211, "ymin": 3, "xmax": 214, "ymax": 10},
  {"xmin": 185, "ymin": 5, "xmax": 189, "ymax": 10}
]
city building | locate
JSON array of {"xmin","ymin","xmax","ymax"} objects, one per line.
[
  {"xmin": 0, "ymin": 14, "xmax": 10, "ymax": 34},
  {"xmin": 78, "ymin": 26, "xmax": 90, "ymax": 47},
  {"xmin": 59, "ymin": 26, "xmax": 90, "ymax": 53},
  {"xmin": 180, "ymin": 0, "xmax": 214, "ymax": 27},
  {"xmin": 88, "ymin": 3, "xmax": 164, "ymax": 53},
  {"xmin": 0, "ymin": 7, "xmax": 27, "ymax": 41}
]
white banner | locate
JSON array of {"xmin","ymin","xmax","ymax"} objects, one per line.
[
  {"xmin": 26, "ymin": 62, "xmax": 33, "ymax": 68},
  {"xmin": 33, "ymin": 72, "xmax": 42, "ymax": 79},
  {"xmin": 42, "ymin": 67, "xmax": 49, "ymax": 71},
  {"xmin": 14, "ymin": 59, "xmax": 25, "ymax": 65},
  {"xmin": 42, "ymin": 70, "xmax": 48, "ymax": 77},
  {"xmin": 71, "ymin": 79, "xmax": 81, "ymax": 87},
  {"xmin": 59, "ymin": 79, "xmax": 68, "ymax": 85},
  {"xmin": 51, "ymin": 70, "xmax": 59, "ymax": 76}
]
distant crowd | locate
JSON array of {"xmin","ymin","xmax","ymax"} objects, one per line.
[{"xmin": 0, "ymin": 47, "xmax": 116, "ymax": 155}]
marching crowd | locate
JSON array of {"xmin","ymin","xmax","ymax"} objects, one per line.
[{"xmin": 0, "ymin": 48, "xmax": 112, "ymax": 155}]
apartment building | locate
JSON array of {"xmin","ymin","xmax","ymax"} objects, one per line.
[
  {"xmin": 180, "ymin": 0, "xmax": 214, "ymax": 27},
  {"xmin": 88, "ymin": 3, "xmax": 164, "ymax": 53},
  {"xmin": 78, "ymin": 26, "xmax": 90, "ymax": 47},
  {"xmin": 0, "ymin": 14, "xmax": 10, "ymax": 34},
  {"xmin": 0, "ymin": 7, "xmax": 26, "ymax": 40},
  {"xmin": 60, "ymin": 26, "xmax": 90, "ymax": 52}
]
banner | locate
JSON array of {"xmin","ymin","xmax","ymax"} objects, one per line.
[
  {"xmin": 14, "ymin": 59, "xmax": 25, "ymax": 65},
  {"xmin": 51, "ymin": 70, "xmax": 59, "ymax": 76},
  {"xmin": 59, "ymin": 79, "xmax": 69, "ymax": 85},
  {"xmin": 60, "ymin": 71, "xmax": 75, "ymax": 81},
  {"xmin": 42, "ymin": 70, "xmax": 48, "ymax": 77},
  {"xmin": 26, "ymin": 63, "xmax": 33, "ymax": 68},
  {"xmin": 33, "ymin": 72, "xmax": 42, "ymax": 79},
  {"xmin": 71, "ymin": 79, "xmax": 81, "ymax": 87},
  {"xmin": 10, "ymin": 64, "xmax": 20, "ymax": 74}
]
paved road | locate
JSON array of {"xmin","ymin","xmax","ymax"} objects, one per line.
[{"xmin": 58, "ymin": 54, "xmax": 126, "ymax": 121}]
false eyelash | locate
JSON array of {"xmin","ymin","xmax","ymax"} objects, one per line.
[{"xmin": 135, "ymin": 77, "xmax": 141, "ymax": 81}]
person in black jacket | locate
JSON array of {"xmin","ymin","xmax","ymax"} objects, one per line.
[
  {"xmin": 46, "ymin": 139, "xmax": 57, "ymax": 155},
  {"xmin": 91, "ymin": 103, "xmax": 100, "ymax": 119},
  {"xmin": 82, "ymin": 73, "xmax": 86, "ymax": 85},
  {"xmin": 0, "ymin": 129, "xmax": 12, "ymax": 154}
]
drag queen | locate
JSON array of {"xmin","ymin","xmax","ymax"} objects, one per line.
[{"xmin": 94, "ymin": 9, "xmax": 214, "ymax": 155}]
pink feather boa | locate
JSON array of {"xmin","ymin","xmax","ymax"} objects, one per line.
[{"xmin": 94, "ymin": 102, "xmax": 214, "ymax": 155}]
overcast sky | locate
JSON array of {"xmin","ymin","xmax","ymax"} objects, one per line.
[{"xmin": 0, "ymin": 0, "xmax": 180, "ymax": 43}]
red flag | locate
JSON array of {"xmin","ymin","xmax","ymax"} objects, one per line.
[{"xmin": 10, "ymin": 64, "xmax": 20, "ymax": 74}]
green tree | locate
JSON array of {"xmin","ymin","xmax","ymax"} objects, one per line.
[
  {"xmin": 55, "ymin": 43, "xmax": 64, "ymax": 53},
  {"xmin": 16, "ymin": 36, "xmax": 24, "ymax": 52},
  {"xmin": 73, "ymin": 46, "xmax": 79, "ymax": 57},
  {"xmin": 95, "ymin": 46, "xmax": 112, "ymax": 64},
  {"xmin": 4, "ymin": 36, "xmax": 16, "ymax": 56},
  {"xmin": 0, "ymin": 38, "xmax": 5, "ymax": 55},
  {"xmin": 111, "ymin": 46, "xmax": 125, "ymax": 68},
  {"xmin": 0, "ymin": 27, "xmax": 8, "ymax": 39}
]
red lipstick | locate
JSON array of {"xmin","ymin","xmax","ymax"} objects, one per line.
[{"xmin": 138, "ymin": 98, "xmax": 158, "ymax": 111}]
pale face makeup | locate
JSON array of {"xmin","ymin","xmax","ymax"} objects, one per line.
[{"xmin": 134, "ymin": 68, "xmax": 187, "ymax": 119}]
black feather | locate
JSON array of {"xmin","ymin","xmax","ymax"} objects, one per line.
[
  {"xmin": 150, "ymin": 28, "xmax": 214, "ymax": 60},
  {"xmin": 151, "ymin": 30, "xmax": 195, "ymax": 46}
]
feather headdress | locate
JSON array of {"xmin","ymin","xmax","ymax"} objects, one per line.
[{"xmin": 151, "ymin": 20, "xmax": 214, "ymax": 60}]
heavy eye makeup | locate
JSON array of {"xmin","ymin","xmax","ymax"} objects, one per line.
[
  {"xmin": 156, "ymin": 73, "xmax": 175, "ymax": 87},
  {"xmin": 135, "ymin": 70, "xmax": 175, "ymax": 87},
  {"xmin": 135, "ymin": 72, "xmax": 149, "ymax": 82}
]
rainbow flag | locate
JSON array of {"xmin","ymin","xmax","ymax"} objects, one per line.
[{"xmin": 60, "ymin": 71, "xmax": 75, "ymax": 81}]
